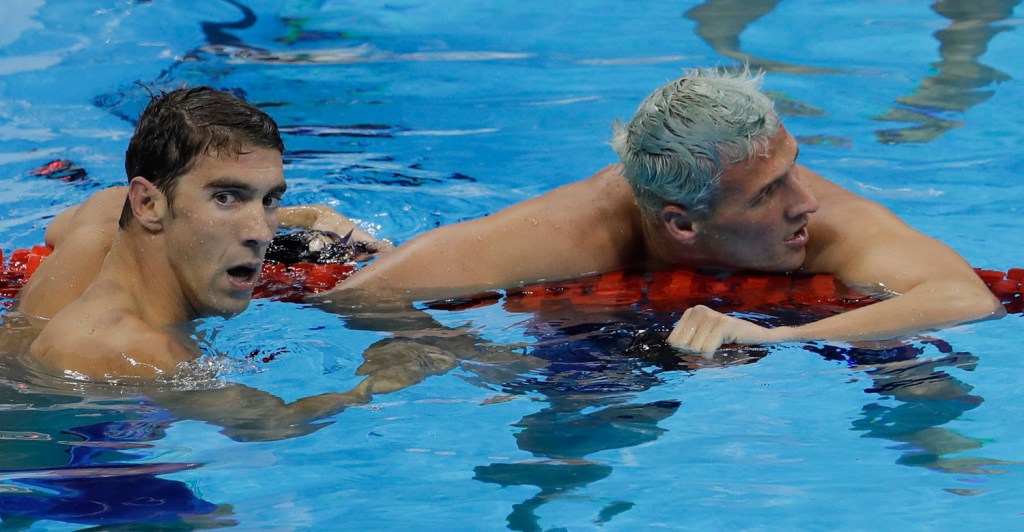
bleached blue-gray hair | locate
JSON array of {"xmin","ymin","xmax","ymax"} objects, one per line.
[{"xmin": 611, "ymin": 68, "xmax": 779, "ymax": 218}]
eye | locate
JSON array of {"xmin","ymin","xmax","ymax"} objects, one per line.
[
  {"xmin": 263, "ymin": 195, "xmax": 282, "ymax": 209},
  {"xmin": 752, "ymin": 177, "xmax": 785, "ymax": 206},
  {"xmin": 214, "ymin": 191, "xmax": 240, "ymax": 205}
]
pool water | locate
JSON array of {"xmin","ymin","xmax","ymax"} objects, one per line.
[{"xmin": 2, "ymin": 0, "xmax": 1024, "ymax": 529}]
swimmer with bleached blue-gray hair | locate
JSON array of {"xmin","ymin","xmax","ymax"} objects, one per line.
[{"xmin": 331, "ymin": 67, "xmax": 1005, "ymax": 353}]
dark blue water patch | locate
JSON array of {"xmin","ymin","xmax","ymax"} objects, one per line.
[
  {"xmin": 765, "ymin": 90, "xmax": 828, "ymax": 117},
  {"xmin": 796, "ymin": 134, "xmax": 853, "ymax": 148},
  {"xmin": 284, "ymin": 150, "xmax": 394, "ymax": 164},
  {"xmin": 0, "ymin": 465, "xmax": 227, "ymax": 527},
  {"xmin": 93, "ymin": 82, "xmax": 253, "ymax": 126},
  {"xmin": 0, "ymin": 394, "xmax": 227, "ymax": 528},
  {"xmin": 284, "ymin": 150, "xmax": 477, "ymax": 187},
  {"xmin": 331, "ymin": 167, "xmax": 476, "ymax": 187}
]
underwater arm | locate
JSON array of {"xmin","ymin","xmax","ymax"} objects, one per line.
[
  {"xmin": 311, "ymin": 292, "xmax": 545, "ymax": 397},
  {"xmin": 153, "ymin": 383, "xmax": 372, "ymax": 442}
]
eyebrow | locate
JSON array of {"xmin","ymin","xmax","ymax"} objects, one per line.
[{"xmin": 206, "ymin": 178, "xmax": 287, "ymax": 196}]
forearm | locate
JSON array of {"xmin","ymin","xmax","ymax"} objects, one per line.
[
  {"xmin": 669, "ymin": 279, "xmax": 1004, "ymax": 355},
  {"xmin": 156, "ymin": 384, "xmax": 369, "ymax": 441},
  {"xmin": 773, "ymin": 281, "xmax": 1004, "ymax": 343}
]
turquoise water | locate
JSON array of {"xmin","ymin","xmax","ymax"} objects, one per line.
[{"xmin": 2, "ymin": 0, "xmax": 1024, "ymax": 529}]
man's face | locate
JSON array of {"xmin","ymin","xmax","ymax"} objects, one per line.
[
  {"xmin": 162, "ymin": 146, "xmax": 285, "ymax": 318},
  {"xmin": 693, "ymin": 125, "xmax": 819, "ymax": 272}
]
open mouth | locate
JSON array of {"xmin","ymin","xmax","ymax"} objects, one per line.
[
  {"xmin": 227, "ymin": 264, "xmax": 260, "ymax": 288},
  {"xmin": 784, "ymin": 225, "xmax": 808, "ymax": 244}
]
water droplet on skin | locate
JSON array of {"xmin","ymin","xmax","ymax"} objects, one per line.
[{"xmin": 530, "ymin": 218, "xmax": 538, "ymax": 226}]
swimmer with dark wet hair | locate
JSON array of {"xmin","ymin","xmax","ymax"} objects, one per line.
[{"xmin": 13, "ymin": 86, "xmax": 387, "ymax": 380}]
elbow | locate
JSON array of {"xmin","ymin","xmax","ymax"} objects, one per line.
[
  {"xmin": 980, "ymin": 292, "xmax": 1007, "ymax": 320},
  {"xmin": 951, "ymin": 285, "xmax": 1006, "ymax": 323}
]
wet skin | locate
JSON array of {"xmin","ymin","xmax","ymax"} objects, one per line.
[
  {"xmin": 160, "ymin": 147, "xmax": 287, "ymax": 318},
  {"xmin": 686, "ymin": 127, "xmax": 819, "ymax": 273},
  {"xmin": 25, "ymin": 147, "xmax": 287, "ymax": 378}
]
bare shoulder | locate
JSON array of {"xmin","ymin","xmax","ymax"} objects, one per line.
[
  {"xmin": 17, "ymin": 187, "xmax": 127, "ymax": 318},
  {"xmin": 801, "ymin": 167, "xmax": 980, "ymax": 290},
  {"xmin": 44, "ymin": 186, "xmax": 126, "ymax": 246},
  {"xmin": 30, "ymin": 301, "xmax": 195, "ymax": 380},
  {"xmin": 804, "ymin": 169, "xmax": 902, "ymax": 269}
]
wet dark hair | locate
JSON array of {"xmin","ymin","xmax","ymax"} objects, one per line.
[{"xmin": 118, "ymin": 86, "xmax": 285, "ymax": 228}]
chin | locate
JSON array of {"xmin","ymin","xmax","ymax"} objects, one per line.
[
  {"xmin": 777, "ymin": 253, "xmax": 807, "ymax": 273},
  {"xmin": 203, "ymin": 297, "xmax": 252, "ymax": 318},
  {"xmin": 750, "ymin": 252, "xmax": 805, "ymax": 273}
]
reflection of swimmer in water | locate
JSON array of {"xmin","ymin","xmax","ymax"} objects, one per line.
[
  {"xmin": 684, "ymin": 0, "xmax": 839, "ymax": 74},
  {"xmin": 475, "ymin": 398, "xmax": 679, "ymax": 531},
  {"xmin": 0, "ymin": 382, "xmax": 234, "ymax": 528},
  {"xmin": 874, "ymin": 0, "xmax": 1022, "ymax": 143}
]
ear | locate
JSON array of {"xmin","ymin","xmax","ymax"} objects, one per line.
[
  {"xmin": 660, "ymin": 204, "xmax": 699, "ymax": 245},
  {"xmin": 127, "ymin": 176, "xmax": 168, "ymax": 232}
]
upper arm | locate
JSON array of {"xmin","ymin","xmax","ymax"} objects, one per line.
[
  {"xmin": 340, "ymin": 202, "xmax": 567, "ymax": 293},
  {"xmin": 341, "ymin": 171, "xmax": 634, "ymax": 295}
]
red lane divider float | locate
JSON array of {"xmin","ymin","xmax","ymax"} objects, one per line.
[
  {"xmin": 2, "ymin": 246, "xmax": 1022, "ymax": 314},
  {"xmin": 0, "ymin": 246, "xmax": 53, "ymax": 301}
]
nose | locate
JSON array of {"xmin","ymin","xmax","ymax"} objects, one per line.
[
  {"xmin": 786, "ymin": 173, "xmax": 819, "ymax": 220},
  {"xmin": 242, "ymin": 204, "xmax": 276, "ymax": 254}
]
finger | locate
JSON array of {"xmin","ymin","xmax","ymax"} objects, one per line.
[
  {"xmin": 669, "ymin": 305, "xmax": 717, "ymax": 353},
  {"xmin": 695, "ymin": 323, "xmax": 727, "ymax": 358},
  {"xmin": 688, "ymin": 309, "xmax": 723, "ymax": 357},
  {"xmin": 668, "ymin": 307, "xmax": 699, "ymax": 349}
]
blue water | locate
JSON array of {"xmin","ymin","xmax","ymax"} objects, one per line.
[{"xmin": 2, "ymin": 0, "xmax": 1024, "ymax": 529}]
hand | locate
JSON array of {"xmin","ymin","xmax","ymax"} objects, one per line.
[
  {"xmin": 279, "ymin": 205, "xmax": 393, "ymax": 261},
  {"xmin": 314, "ymin": 212, "xmax": 395, "ymax": 261},
  {"xmin": 309, "ymin": 211, "xmax": 357, "ymax": 237},
  {"xmin": 356, "ymin": 338, "xmax": 459, "ymax": 394},
  {"xmin": 666, "ymin": 305, "xmax": 781, "ymax": 357}
]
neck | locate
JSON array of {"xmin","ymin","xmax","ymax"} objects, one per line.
[
  {"xmin": 638, "ymin": 215, "xmax": 730, "ymax": 272},
  {"xmin": 101, "ymin": 226, "xmax": 194, "ymax": 325}
]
